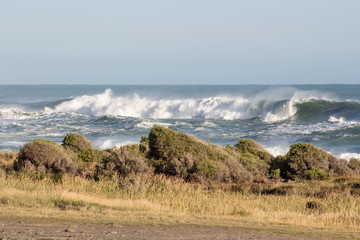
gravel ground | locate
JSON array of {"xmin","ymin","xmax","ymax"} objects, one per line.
[{"xmin": 0, "ymin": 218, "xmax": 352, "ymax": 240}]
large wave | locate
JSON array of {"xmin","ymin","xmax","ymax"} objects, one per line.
[
  {"xmin": 43, "ymin": 88, "xmax": 357, "ymax": 122},
  {"xmin": 2, "ymin": 88, "xmax": 358, "ymax": 123}
]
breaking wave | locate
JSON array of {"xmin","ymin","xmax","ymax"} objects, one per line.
[
  {"xmin": 2, "ymin": 88, "xmax": 359, "ymax": 123},
  {"xmin": 47, "ymin": 88, "xmax": 352, "ymax": 122}
]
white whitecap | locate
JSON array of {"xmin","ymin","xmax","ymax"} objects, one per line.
[
  {"xmin": 264, "ymin": 145, "xmax": 289, "ymax": 157},
  {"xmin": 339, "ymin": 152, "xmax": 360, "ymax": 160},
  {"xmin": 50, "ymin": 88, "xmax": 339, "ymax": 123}
]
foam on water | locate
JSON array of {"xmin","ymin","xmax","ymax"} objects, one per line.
[
  {"xmin": 328, "ymin": 116, "xmax": 360, "ymax": 126},
  {"xmin": 339, "ymin": 153, "xmax": 360, "ymax": 160},
  {"xmin": 50, "ymin": 88, "xmax": 339, "ymax": 123},
  {"xmin": 264, "ymin": 145, "xmax": 289, "ymax": 157}
]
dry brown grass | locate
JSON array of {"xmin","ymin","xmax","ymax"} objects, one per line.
[
  {"xmin": 0, "ymin": 173, "xmax": 358, "ymax": 238},
  {"xmin": 0, "ymin": 151, "xmax": 17, "ymax": 172}
]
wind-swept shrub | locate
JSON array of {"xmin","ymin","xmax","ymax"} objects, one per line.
[
  {"xmin": 233, "ymin": 139, "xmax": 274, "ymax": 177},
  {"xmin": 14, "ymin": 139, "xmax": 77, "ymax": 174},
  {"xmin": 305, "ymin": 168, "xmax": 330, "ymax": 180},
  {"xmin": 234, "ymin": 139, "xmax": 274, "ymax": 163},
  {"xmin": 282, "ymin": 143, "xmax": 350, "ymax": 180},
  {"xmin": 348, "ymin": 158, "xmax": 360, "ymax": 174},
  {"xmin": 148, "ymin": 126, "xmax": 252, "ymax": 183},
  {"xmin": 62, "ymin": 133, "xmax": 103, "ymax": 177},
  {"xmin": 96, "ymin": 144, "xmax": 153, "ymax": 179},
  {"xmin": 328, "ymin": 157, "xmax": 352, "ymax": 176},
  {"xmin": 62, "ymin": 133, "xmax": 93, "ymax": 152}
]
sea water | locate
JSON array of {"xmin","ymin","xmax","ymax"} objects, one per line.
[{"xmin": 1, "ymin": 85, "xmax": 360, "ymax": 159}]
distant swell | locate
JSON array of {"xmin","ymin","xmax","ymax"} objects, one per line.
[
  {"xmin": 44, "ymin": 88, "xmax": 359, "ymax": 123},
  {"xmin": 295, "ymin": 100, "xmax": 360, "ymax": 122}
]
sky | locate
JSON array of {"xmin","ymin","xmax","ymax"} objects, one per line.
[{"xmin": 0, "ymin": 0, "xmax": 359, "ymax": 85}]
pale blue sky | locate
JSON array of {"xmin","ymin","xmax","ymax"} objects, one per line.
[{"xmin": 0, "ymin": 0, "xmax": 359, "ymax": 84}]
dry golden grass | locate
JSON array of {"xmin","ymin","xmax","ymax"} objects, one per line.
[
  {"xmin": 0, "ymin": 173, "xmax": 359, "ymax": 238},
  {"xmin": 0, "ymin": 152, "xmax": 17, "ymax": 171}
]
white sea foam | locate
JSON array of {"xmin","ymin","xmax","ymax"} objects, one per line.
[
  {"xmin": 265, "ymin": 145, "xmax": 289, "ymax": 157},
  {"xmin": 136, "ymin": 121, "xmax": 172, "ymax": 129},
  {"xmin": 328, "ymin": 116, "xmax": 360, "ymax": 126},
  {"xmin": 94, "ymin": 139, "xmax": 138, "ymax": 150},
  {"xmin": 339, "ymin": 153, "xmax": 360, "ymax": 160},
  {"xmin": 0, "ymin": 108, "xmax": 33, "ymax": 120},
  {"xmin": 51, "ymin": 88, "xmax": 337, "ymax": 123}
]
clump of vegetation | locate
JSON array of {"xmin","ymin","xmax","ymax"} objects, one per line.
[
  {"xmin": 62, "ymin": 133, "xmax": 104, "ymax": 177},
  {"xmin": 53, "ymin": 199, "xmax": 87, "ymax": 211},
  {"xmin": 269, "ymin": 168, "xmax": 281, "ymax": 180},
  {"xmin": 0, "ymin": 152, "xmax": 18, "ymax": 173},
  {"xmin": 62, "ymin": 133, "xmax": 93, "ymax": 152},
  {"xmin": 76, "ymin": 148, "xmax": 104, "ymax": 163},
  {"xmin": 96, "ymin": 144, "xmax": 153, "ymax": 180},
  {"xmin": 233, "ymin": 139, "xmax": 274, "ymax": 177},
  {"xmin": 148, "ymin": 125, "xmax": 252, "ymax": 183},
  {"xmin": 139, "ymin": 136, "xmax": 150, "ymax": 155},
  {"xmin": 62, "ymin": 133, "xmax": 101, "ymax": 162},
  {"xmin": 276, "ymin": 143, "xmax": 352, "ymax": 180},
  {"xmin": 262, "ymin": 185, "xmax": 295, "ymax": 195},
  {"xmin": 305, "ymin": 168, "xmax": 330, "ymax": 180},
  {"xmin": 14, "ymin": 139, "xmax": 77, "ymax": 175},
  {"xmin": 306, "ymin": 200, "xmax": 325, "ymax": 213},
  {"xmin": 348, "ymin": 158, "xmax": 360, "ymax": 174},
  {"xmin": 234, "ymin": 139, "xmax": 274, "ymax": 163}
]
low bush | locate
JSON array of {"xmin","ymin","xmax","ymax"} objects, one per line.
[
  {"xmin": 77, "ymin": 148, "xmax": 104, "ymax": 163},
  {"xmin": 148, "ymin": 126, "xmax": 252, "ymax": 183},
  {"xmin": 232, "ymin": 139, "xmax": 274, "ymax": 178},
  {"xmin": 281, "ymin": 143, "xmax": 351, "ymax": 180},
  {"xmin": 305, "ymin": 168, "xmax": 330, "ymax": 180},
  {"xmin": 62, "ymin": 133, "xmax": 93, "ymax": 152},
  {"xmin": 62, "ymin": 133, "xmax": 104, "ymax": 177},
  {"xmin": 96, "ymin": 144, "xmax": 153, "ymax": 179},
  {"xmin": 269, "ymin": 168, "xmax": 281, "ymax": 180},
  {"xmin": 349, "ymin": 158, "xmax": 360, "ymax": 174},
  {"xmin": 14, "ymin": 139, "xmax": 77, "ymax": 175}
]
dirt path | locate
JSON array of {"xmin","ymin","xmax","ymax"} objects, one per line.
[{"xmin": 0, "ymin": 218, "xmax": 351, "ymax": 240}]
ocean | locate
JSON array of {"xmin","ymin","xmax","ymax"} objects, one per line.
[{"xmin": 1, "ymin": 85, "xmax": 360, "ymax": 159}]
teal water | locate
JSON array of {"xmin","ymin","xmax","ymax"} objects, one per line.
[{"xmin": 1, "ymin": 85, "xmax": 360, "ymax": 159}]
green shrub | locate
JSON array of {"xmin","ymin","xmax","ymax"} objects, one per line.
[
  {"xmin": 234, "ymin": 139, "xmax": 274, "ymax": 163},
  {"xmin": 139, "ymin": 136, "xmax": 150, "ymax": 155},
  {"xmin": 77, "ymin": 148, "xmax": 104, "ymax": 163},
  {"xmin": 328, "ymin": 157, "xmax": 352, "ymax": 176},
  {"xmin": 233, "ymin": 139, "xmax": 274, "ymax": 178},
  {"xmin": 96, "ymin": 144, "xmax": 153, "ymax": 179},
  {"xmin": 61, "ymin": 133, "xmax": 104, "ymax": 177},
  {"xmin": 282, "ymin": 143, "xmax": 349, "ymax": 180},
  {"xmin": 349, "ymin": 158, "xmax": 360, "ymax": 174},
  {"xmin": 148, "ymin": 126, "xmax": 252, "ymax": 183},
  {"xmin": 305, "ymin": 168, "xmax": 330, "ymax": 180},
  {"xmin": 270, "ymin": 168, "xmax": 281, "ymax": 180},
  {"xmin": 14, "ymin": 139, "xmax": 77, "ymax": 175},
  {"xmin": 62, "ymin": 133, "xmax": 93, "ymax": 152}
]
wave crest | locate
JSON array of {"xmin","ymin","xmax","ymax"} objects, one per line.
[{"xmin": 48, "ymin": 89, "xmax": 349, "ymax": 122}]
